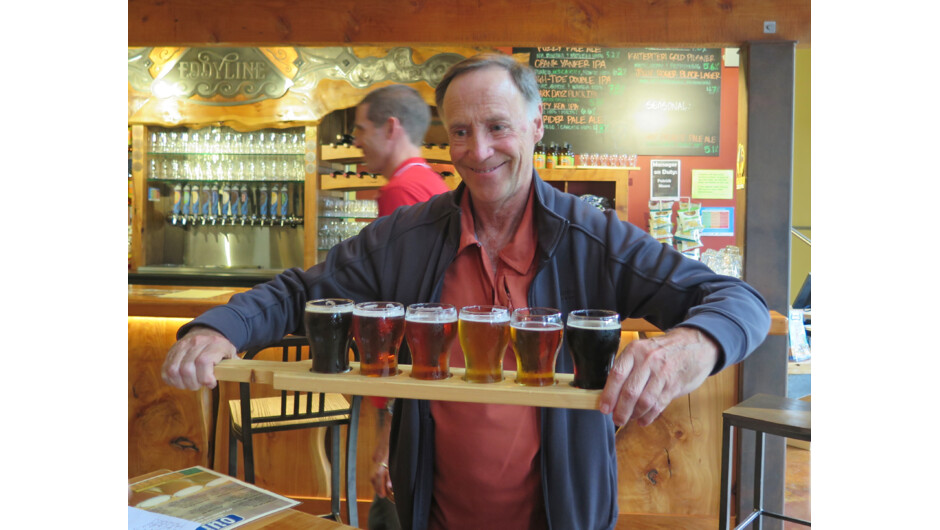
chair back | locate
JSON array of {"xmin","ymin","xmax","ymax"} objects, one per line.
[{"xmin": 239, "ymin": 335, "xmax": 350, "ymax": 433}]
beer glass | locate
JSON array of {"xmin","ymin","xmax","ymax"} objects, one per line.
[
  {"xmin": 510, "ymin": 307, "xmax": 564, "ymax": 386},
  {"xmin": 458, "ymin": 305, "xmax": 510, "ymax": 383},
  {"xmin": 405, "ymin": 303, "xmax": 457, "ymax": 380},
  {"xmin": 353, "ymin": 301, "xmax": 405, "ymax": 377},
  {"xmin": 303, "ymin": 298, "xmax": 354, "ymax": 374},
  {"xmin": 565, "ymin": 309, "xmax": 621, "ymax": 389}
]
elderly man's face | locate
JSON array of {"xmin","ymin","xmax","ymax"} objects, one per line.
[{"xmin": 442, "ymin": 66, "xmax": 543, "ymax": 210}]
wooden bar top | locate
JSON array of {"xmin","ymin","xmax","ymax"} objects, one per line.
[{"xmin": 129, "ymin": 284, "xmax": 786, "ymax": 334}]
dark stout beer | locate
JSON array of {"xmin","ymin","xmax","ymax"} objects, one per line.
[
  {"xmin": 353, "ymin": 302, "xmax": 405, "ymax": 377},
  {"xmin": 405, "ymin": 303, "xmax": 457, "ymax": 380},
  {"xmin": 458, "ymin": 306, "xmax": 510, "ymax": 383},
  {"xmin": 565, "ymin": 310, "xmax": 621, "ymax": 389},
  {"xmin": 303, "ymin": 299, "xmax": 354, "ymax": 374},
  {"xmin": 510, "ymin": 308, "xmax": 563, "ymax": 386}
]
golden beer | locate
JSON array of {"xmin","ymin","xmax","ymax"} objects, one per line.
[
  {"xmin": 510, "ymin": 308, "xmax": 563, "ymax": 386},
  {"xmin": 458, "ymin": 305, "xmax": 510, "ymax": 383}
]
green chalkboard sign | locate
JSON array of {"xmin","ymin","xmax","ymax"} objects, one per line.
[{"xmin": 512, "ymin": 47, "xmax": 722, "ymax": 157}]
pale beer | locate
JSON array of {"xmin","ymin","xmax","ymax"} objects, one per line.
[
  {"xmin": 510, "ymin": 308, "xmax": 563, "ymax": 386},
  {"xmin": 458, "ymin": 305, "xmax": 510, "ymax": 383}
]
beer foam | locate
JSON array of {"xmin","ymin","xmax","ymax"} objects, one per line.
[
  {"xmin": 306, "ymin": 301, "xmax": 354, "ymax": 313},
  {"xmin": 406, "ymin": 313, "xmax": 457, "ymax": 323},
  {"xmin": 354, "ymin": 303, "xmax": 405, "ymax": 317},
  {"xmin": 459, "ymin": 312, "xmax": 510, "ymax": 323},
  {"xmin": 566, "ymin": 319, "xmax": 621, "ymax": 330},
  {"xmin": 511, "ymin": 321, "xmax": 563, "ymax": 331}
]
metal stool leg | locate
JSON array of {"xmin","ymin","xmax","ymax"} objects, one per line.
[
  {"xmin": 719, "ymin": 419, "xmax": 734, "ymax": 530},
  {"xmin": 345, "ymin": 396, "xmax": 361, "ymax": 528},
  {"xmin": 228, "ymin": 427, "xmax": 238, "ymax": 477},
  {"xmin": 330, "ymin": 424, "xmax": 342, "ymax": 521},
  {"xmin": 753, "ymin": 431, "xmax": 765, "ymax": 530}
]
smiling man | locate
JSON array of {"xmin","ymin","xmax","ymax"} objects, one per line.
[{"xmin": 162, "ymin": 53, "xmax": 770, "ymax": 530}]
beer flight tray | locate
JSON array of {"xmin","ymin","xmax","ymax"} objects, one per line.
[{"xmin": 214, "ymin": 360, "xmax": 603, "ymax": 410}]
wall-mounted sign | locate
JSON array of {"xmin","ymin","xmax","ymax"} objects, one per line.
[
  {"xmin": 701, "ymin": 206, "xmax": 735, "ymax": 236},
  {"xmin": 650, "ymin": 160, "xmax": 681, "ymax": 200},
  {"xmin": 691, "ymin": 169, "xmax": 734, "ymax": 199},
  {"xmin": 151, "ymin": 47, "xmax": 294, "ymax": 105}
]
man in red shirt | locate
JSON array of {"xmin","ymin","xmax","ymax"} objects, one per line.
[
  {"xmin": 353, "ymin": 84, "xmax": 449, "ymax": 530},
  {"xmin": 353, "ymin": 84, "xmax": 450, "ymax": 217}
]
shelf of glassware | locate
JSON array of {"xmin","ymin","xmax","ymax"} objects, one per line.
[{"xmin": 539, "ymin": 167, "xmax": 638, "ymax": 222}]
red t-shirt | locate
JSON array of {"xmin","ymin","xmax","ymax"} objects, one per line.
[
  {"xmin": 377, "ymin": 157, "xmax": 449, "ymax": 217},
  {"xmin": 428, "ymin": 184, "xmax": 546, "ymax": 530},
  {"xmin": 370, "ymin": 158, "xmax": 451, "ymax": 411}
]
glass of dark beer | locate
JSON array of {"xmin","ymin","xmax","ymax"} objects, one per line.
[
  {"xmin": 565, "ymin": 309, "xmax": 621, "ymax": 389},
  {"xmin": 458, "ymin": 305, "xmax": 510, "ymax": 383},
  {"xmin": 303, "ymin": 298, "xmax": 355, "ymax": 373},
  {"xmin": 510, "ymin": 307, "xmax": 564, "ymax": 386},
  {"xmin": 405, "ymin": 303, "xmax": 458, "ymax": 380},
  {"xmin": 353, "ymin": 301, "xmax": 405, "ymax": 377}
]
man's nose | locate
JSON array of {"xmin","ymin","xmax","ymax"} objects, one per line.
[{"xmin": 466, "ymin": 130, "xmax": 493, "ymax": 160}]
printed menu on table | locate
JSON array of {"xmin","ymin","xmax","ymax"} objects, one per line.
[{"xmin": 129, "ymin": 466, "xmax": 299, "ymax": 530}]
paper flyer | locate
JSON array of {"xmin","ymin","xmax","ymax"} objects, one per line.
[{"xmin": 129, "ymin": 467, "xmax": 299, "ymax": 530}]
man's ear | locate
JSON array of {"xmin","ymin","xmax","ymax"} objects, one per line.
[
  {"xmin": 384, "ymin": 116, "xmax": 400, "ymax": 139},
  {"xmin": 532, "ymin": 103, "xmax": 544, "ymax": 144}
]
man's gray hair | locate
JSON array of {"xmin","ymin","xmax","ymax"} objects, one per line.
[
  {"xmin": 435, "ymin": 53, "xmax": 542, "ymax": 119},
  {"xmin": 360, "ymin": 84, "xmax": 431, "ymax": 147}
]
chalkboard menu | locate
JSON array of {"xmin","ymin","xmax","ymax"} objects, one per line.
[{"xmin": 513, "ymin": 47, "xmax": 722, "ymax": 157}]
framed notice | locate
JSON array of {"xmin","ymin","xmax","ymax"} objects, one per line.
[
  {"xmin": 701, "ymin": 206, "xmax": 734, "ymax": 236},
  {"xmin": 691, "ymin": 169, "xmax": 734, "ymax": 199},
  {"xmin": 650, "ymin": 160, "xmax": 681, "ymax": 200}
]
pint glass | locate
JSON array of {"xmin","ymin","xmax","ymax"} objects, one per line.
[
  {"xmin": 303, "ymin": 298, "xmax": 354, "ymax": 373},
  {"xmin": 353, "ymin": 301, "xmax": 405, "ymax": 377},
  {"xmin": 510, "ymin": 307, "xmax": 564, "ymax": 386},
  {"xmin": 458, "ymin": 305, "xmax": 510, "ymax": 383},
  {"xmin": 565, "ymin": 309, "xmax": 621, "ymax": 389},
  {"xmin": 405, "ymin": 303, "xmax": 458, "ymax": 380}
]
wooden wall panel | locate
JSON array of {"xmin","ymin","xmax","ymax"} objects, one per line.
[
  {"xmin": 129, "ymin": 317, "xmax": 214, "ymax": 477},
  {"xmin": 128, "ymin": 0, "xmax": 810, "ymax": 48}
]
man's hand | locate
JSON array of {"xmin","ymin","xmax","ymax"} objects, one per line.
[
  {"xmin": 370, "ymin": 410, "xmax": 394, "ymax": 500},
  {"xmin": 599, "ymin": 327, "xmax": 719, "ymax": 427},
  {"xmin": 162, "ymin": 326, "xmax": 238, "ymax": 390}
]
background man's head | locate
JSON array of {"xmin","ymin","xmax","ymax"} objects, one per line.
[{"xmin": 354, "ymin": 85, "xmax": 431, "ymax": 175}]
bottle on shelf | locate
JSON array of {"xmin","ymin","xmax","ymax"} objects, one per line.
[
  {"xmin": 534, "ymin": 141, "xmax": 545, "ymax": 169},
  {"xmin": 564, "ymin": 143, "xmax": 575, "ymax": 167},
  {"xmin": 546, "ymin": 142, "xmax": 558, "ymax": 169}
]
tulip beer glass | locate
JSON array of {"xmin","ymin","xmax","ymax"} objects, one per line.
[
  {"xmin": 405, "ymin": 303, "xmax": 458, "ymax": 380},
  {"xmin": 353, "ymin": 301, "xmax": 405, "ymax": 377},
  {"xmin": 303, "ymin": 298, "xmax": 354, "ymax": 373},
  {"xmin": 458, "ymin": 305, "xmax": 510, "ymax": 383},
  {"xmin": 565, "ymin": 309, "xmax": 621, "ymax": 389},
  {"xmin": 510, "ymin": 307, "xmax": 564, "ymax": 386}
]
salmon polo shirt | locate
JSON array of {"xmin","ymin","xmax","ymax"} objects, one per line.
[{"xmin": 428, "ymin": 183, "xmax": 547, "ymax": 530}]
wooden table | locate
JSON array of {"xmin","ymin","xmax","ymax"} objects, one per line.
[{"xmin": 129, "ymin": 470, "xmax": 357, "ymax": 529}]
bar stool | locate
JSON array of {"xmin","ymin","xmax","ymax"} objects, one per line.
[{"xmin": 719, "ymin": 393, "xmax": 811, "ymax": 529}]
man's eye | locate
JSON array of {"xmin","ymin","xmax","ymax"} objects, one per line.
[{"xmin": 451, "ymin": 129, "xmax": 467, "ymax": 138}]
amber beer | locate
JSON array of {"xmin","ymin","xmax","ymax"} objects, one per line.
[
  {"xmin": 510, "ymin": 308, "xmax": 564, "ymax": 386},
  {"xmin": 405, "ymin": 303, "xmax": 457, "ymax": 380},
  {"xmin": 353, "ymin": 302, "xmax": 405, "ymax": 377},
  {"xmin": 565, "ymin": 309, "xmax": 621, "ymax": 389},
  {"xmin": 458, "ymin": 305, "xmax": 510, "ymax": 383},
  {"xmin": 303, "ymin": 298, "xmax": 354, "ymax": 373}
]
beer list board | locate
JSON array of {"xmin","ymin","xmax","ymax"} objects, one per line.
[{"xmin": 513, "ymin": 47, "xmax": 722, "ymax": 157}]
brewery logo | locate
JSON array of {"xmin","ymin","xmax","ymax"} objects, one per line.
[{"xmin": 152, "ymin": 48, "xmax": 292, "ymax": 105}]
